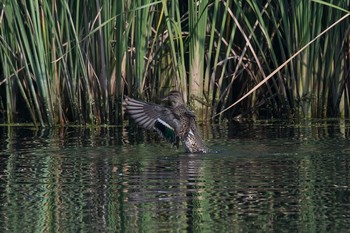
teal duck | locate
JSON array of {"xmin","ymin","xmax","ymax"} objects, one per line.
[{"xmin": 124, "ymin": 91, "xmax": 209, "ymax": 153}]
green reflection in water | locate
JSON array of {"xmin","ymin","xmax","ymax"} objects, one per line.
[{"xmin": 0, "ymin": 120, "xmax": 349, "ymax": 232}]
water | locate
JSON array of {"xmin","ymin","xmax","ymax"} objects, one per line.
[{"xmin": 0, "ymin": 120, "xmax": 349, "ymax": 232}]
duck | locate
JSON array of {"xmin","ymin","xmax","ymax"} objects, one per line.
[{"xmin": 123, "ymin": 91, "xmax": 210, "ymax": 153}]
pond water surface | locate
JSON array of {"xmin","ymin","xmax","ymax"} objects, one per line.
[{"xmin": 0, "ymin": 120, "xmax": 349, "ymax": 232}]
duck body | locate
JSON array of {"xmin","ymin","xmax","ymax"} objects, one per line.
[{"xmin": 124, "ymin": 91, "xmax": 209, "ymax": 153}]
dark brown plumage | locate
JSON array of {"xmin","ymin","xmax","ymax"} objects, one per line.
[{"xmin": 123, "ymin": 91, "xmax": 209, "ymax": 153}]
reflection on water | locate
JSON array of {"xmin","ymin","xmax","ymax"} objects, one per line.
[{"xmin": 0, "ymin": 120, "xmax": 350, "ymax": 232}]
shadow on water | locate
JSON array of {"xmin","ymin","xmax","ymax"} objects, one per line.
[{"xmin": 0, "ymin": 119, "xmax": 350, "ymax": 232}]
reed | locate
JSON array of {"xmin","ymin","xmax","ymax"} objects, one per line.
[{"xmin": 0, "ymin": 0, "xmax": 349, "ymax": 125}]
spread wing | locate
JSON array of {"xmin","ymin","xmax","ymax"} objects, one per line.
[{"xmin": 123, "ymin": 96, "xmax": 180, "ymax": 143}]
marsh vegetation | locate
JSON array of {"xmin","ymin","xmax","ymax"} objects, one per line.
[{"xmin": 0, "ymin": 1, "xmax": 349, "ymax": 126}]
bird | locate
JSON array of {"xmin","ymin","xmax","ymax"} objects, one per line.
[{"xmin": 123, "ymin": 91, "xmax": 210, "ymax": 153}]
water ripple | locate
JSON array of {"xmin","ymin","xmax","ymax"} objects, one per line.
[{"xmin": 0, "ymin": 122, "xmax": 350, "ymax": 232}]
